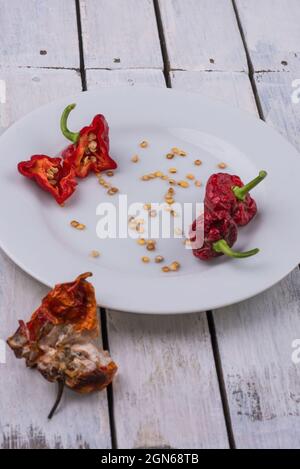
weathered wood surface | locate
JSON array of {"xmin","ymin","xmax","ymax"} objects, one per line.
[
  {"xmin": 0, "ymin": 0, "xmax": 79, "ymax": 68},
  {"xmin": 80, "ymin": 0, "xmax": 163, "ymax": 69},
  {"xmin": 158, "ymin": 0, "xmax": 247, "ymax": 72},
  {"xmin": 235, "ymin": 0, "xmax": 300, "ymax": 72},
  {"xmin": 0, "ymin": 70, "xmax": 111, "ymax": 449},
  {"xmin": 87, "ymin": 68, "xmax": 229, "ymax": 449}
]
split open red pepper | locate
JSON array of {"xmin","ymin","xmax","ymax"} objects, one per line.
[
  {"xmin": 190, "ymin": 209, "xmax": 259, "ymax": 261},
  {"xmin": 61, "ymin": 104, "xmax": 117, "ymax": 178},
  {"xmin": 204, "ymin": 171, "xmax": 267, "ymax": 226},
  {"xmin": 18, "ymin": 155, "xmax": 77, "ymax": 205}
]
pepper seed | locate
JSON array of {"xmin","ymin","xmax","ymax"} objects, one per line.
[
  {"xmin": 142, "ymin": 256, "xmax": 150, "ymax": 263},
  {"xmin": 155, "ymin": 255, "xmax": 164, "ymax": 263},
  {"xmin": 194, "ymin": 159, "xmax": 202, "ymax": 166},
  {"xmin": 140, "ymin": 140, "xmax": 149, "ymax": 148},
  {"xmin": 131, "ymin": 154, "xmax": 139, "ymax": 163},
  {"xmin": 218, "ymin": 162, "xmax": 227, "ymax": 169},
  {"xmin": 90, "ymin": 250, "xmax": 100, "ymax": 258},
  {"xmin": 178, "ymin": 180, "xmax": 189, "ymax": 188}
]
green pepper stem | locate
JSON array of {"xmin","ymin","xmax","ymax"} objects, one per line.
[
  {"xmin": 232, "ymin": 170, "xmax": 267, "ymax": 201},
  {"xmin": 213, "ymin": 239, "xmax": 259, "ymax": 258},
  {"xmin": 60, "ymin": 103, "xmax": 80, "ymax": 143}
]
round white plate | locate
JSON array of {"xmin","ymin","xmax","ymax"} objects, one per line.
[{"xmin": 0, "ymin": 87, "xmax": 300, "ymax": 314}]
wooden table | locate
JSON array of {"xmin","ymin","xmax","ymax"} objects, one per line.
[{"xmin": 1, "ymin": 0, "xmax": 300, "ymax": 449}]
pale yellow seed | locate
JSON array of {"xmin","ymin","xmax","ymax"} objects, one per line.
[
  {"xmin": 170, "ymin": 210, "xmax": 177, "ymax": 217},
  {"xmin": 170, "ymin": 261, "xmax": 181, "ymax": 271},
  {"xmin": 107, "ymin": 187, "xmax": 119, "ymax": 195},
  {"xmin": 137, "ymin": 238, "xmax": 146, "ymax": 246},
  {"xmin": 184, "ymin": 239, "xmax": 192, "ymax": 246},
  {"xmin": 174, "ymin": 227, "xmax": 182, "ymax": 235},
  {"xmin": 51, "ymin": 167, "xmax": 59, "ymax": 174},
  {"xmin": 162, "ymin": 266, "xmax": 170, "ymax": 272},
  {"xmin": 218, "ymin": 162, "xmax": 227, "ymax": 169},
  {"xmin": 178, "ymin": 180, "xmax": 189, "ymax": 188},
  {"xmin": 168, "ymin": 178, "xmax": 177, "ymax": 185},
  {"xmin": 146, "ymin": 242, "xmax": 156, "ymax": 251},
  {"xmin": 169, "ymin": 167, "xmax": 177, "ymax": 174},
  {"xmin": 90, "ymin": 250, "xmax": 100, "ymax": 258},
  {"xmin": 106, "ymin": 170, "xmax": 114, "ymax": 177},
  {"xmin": 140, "ymin": 140, "xmax": 149, "ymax": 148},
  {"xmin": 98, "ymin": 178, "xmax": 106, "ymax": 185},
  {"xmin": 104, "ymin": 183, "xmax": 111, "ymax": 189},
  {"xmin": 171, "ymin": 147, "xmax": 180, "ymax": 155},
  {"xmin": 70, "ymin": 220, "xmax": 79, "ymax": 228},
  {"xmin": 131, "ymin": 154, "xmax": 139, "ymax": 163},
  {"xmin": 88, "ymin": 141, "xmax": 97, "ymax": 152},
  {"xmin": 195, "ymin": 180, "xmax": 202, "ymax": 187},
  {"xmin": 166, "ymin": 153, "xmax": 174, "ymax": 160},
  {"xmin": 155, "ymin": 255, "xmax": 164, "ymax": 263},
  {"xmin": 168, "ymin": 187, "xmax": 175, "ymax": 195},
  {"xmin": 194, "ymin": 159, "xmax": 202, "ymax": 166},
  {"xmin": 143, "ymin": 203, "xmax": 151, "ymax": 211},
  {"xmin": 179, "ymin": 150, "xmax": 187, "ymax": 156},
  {"xmin": 186, "ymin": 173, "xmax": 195, "ymax": 180},
  {"xmin": 161, "ymin": 175, "xmax": 169, "ymax": 180},
  {"xmin": 49, "ymin": 179, "xmax": 57, "ymax": 185},
  {"xmin": 141, "ymin": 175, "xmax": 150, "ymax": 181},
  {"xmin": 137, "ymin": 225, "xmax": 145, "ymax": 234},
  {"xmin": 149, "ymin": 209, "xmax": 157, "ymax": 218},
  {"xmin": 165, "ymin": 196, "xmax": 175, "ymax": 205},
  {"xmin": 155, "ymin": 171, "xmax": 163, "ymax": 177},
  {"xmin": 142, "ymin": 256, "xmax": 150, "ymax": 263}
]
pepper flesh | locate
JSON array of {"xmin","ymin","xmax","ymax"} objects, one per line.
[
  {"xmin": 7, "ymin": 273, "xmax": 118, "ymax": 394},
  {"xmin": 204, "ymin": 171, "xmax": 267, "ymax": 226},
  {"xmin": 18, "ymin": 155, "xmax": 77, "ymax": 205},
  {"xmin": 61, "ymin": 104, "xmax": 117, "ymax": 178},
  {"xmin": 190, "ymin": 209, "xmax": 259, "ymax": 261}
]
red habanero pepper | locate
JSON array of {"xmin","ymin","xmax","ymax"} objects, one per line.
[
  {"xmin": 18, "ymin": 155, "xmax": 77, "ymax": 205},
  {"xmin": 204, "ymin": 171, "xmax": 267, "ymax": 226},
  {"xmin": 60, "ymin": 104, "xmax": 117, "ymax": 178},
  {"xmin": 190, "ymin": 209, "xmax": 259, "ymax": 261}
]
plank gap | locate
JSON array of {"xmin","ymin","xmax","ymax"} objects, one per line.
[
  {"xmin": 75, "ymin": 0, "xmax": 87, "ymax": 91},
  {"xmin": 232, "ymin": 0, "xmax": 265, "ymax": 120},
  {"xmin": 153, "ymin": 0, "xmax": 171, "ymax": 87}
]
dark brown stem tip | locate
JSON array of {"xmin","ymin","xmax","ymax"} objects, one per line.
[{"xmin": 48, "ymin": 379, "xmax": 65, "ymax": 420}]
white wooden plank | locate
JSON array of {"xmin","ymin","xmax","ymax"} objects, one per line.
[
  {"xmin": 87, "ymin": 69, "xmax": 229, "ymax": 449},
  {"xmin": 0, "ymin": 68, "xmax": 112, "ymax": 449},
  {"xmin": 80, "ymin": 0, "xmax": 163, "ymax": 69},
  {"xmin": 254, "ymin": 72, "xmax": 300, "ymax": 149},
  {"xmin": 171, "ymin": 69, "xmax": 300, "ymax": 448},
  {"xmin": 158, "ymin": 0, "xmax": 247, "ymax": 72},
  {"xmin": 235, "ymin": 0, "xmax": 300, "ymax": 72},
  {"xmin": 0, "ymin": 0, "xmax": 79, "ymax": 68},
  {"xmin": 171, "ymin": 71, "xmax": 257, "ymax": 114},
  {"xmin": 86, "ymin": 68, "xmax": 165, "ymax": 88}
]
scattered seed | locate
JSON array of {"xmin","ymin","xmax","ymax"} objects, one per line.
[
  {"xmin": 155, "ymin": 255, "xmax": 164, "ymax": 263},
  {"xmin": 162, "ymin": 175, "xmax": 169, "ymax": 180},
  {"xmin": 195, "ymin": 180, "xmax": 202, "ymax": 187},
  {"xmin": 149, "ymin": 209, "xmax": 157, "ymax": 218},
  {"xmin": 168, "ymin": 187, "xmax": 175, "ymax": 195},
  {"xmin": 155, "ymin": 171, "xmax": 163, "ymax": 177},
  {"xmin": 141, "ymin": 175, "xmax": 150, "ymax": 181},
  {"xmin": 178, "ymin": 180, "xmax": 189, "ymax": 188},
  {"xmin": 162, "ymin": 266, "xmax": 170, "ymax": 272},
  {"xmin": 165, "ymin": 196, "xmax": 175, "ymax": 205},
  {"xmin": 137, "ymin": 225, "xmax": 145, "ymax": 234},
  {"xmin": 168, "ymin": 178, "xmax": 177, "ymax": 185},
  {"xmin": 171, "ymin": 147, "xmax": 180, "ymax": 155},
  {"xmin": 106, "ymin": 170, "xmax": 114, "ymax": 177},
  {"xmin": 90, "ymin": 250, "xmax": 100, "ymax": 258},
  {"xmin": 184, "ymin": 239, "xmax": 192, "ymax": 246},
  {"xmin": 137, "ymin": 238, "xmax": 146, "ymax": 246},
  {"xmin": 169, "ymin": 167, "xmax": 177, "ymax": 174},
  {"xmin": 98, "ymin": 178, "xmax": 106, "ymax": 185},
  {"xmin": 166, "ymin": 153, "xmax": 174, "ymax": 160},
  {"xmin": 131, "ymin": 154, "xmax": 139, "ymax": 163},
  {"xmin": 194, "ymin": 159, "xmax": 202, "ymax": 166},
  {"xmin": 107, "ymin": 187, "xmax": 119, "ymax": 195},
  {"xmin": 142, "ymin": 256, "xmax": 150, "ymax": 263},
  {"xmin": 186, "ymin": 173, "xmax": 195, "ymax": 180},
  {"xmin": 51, "ymin": 167, "xmax": 59, "ymax": 174},
  {"xmin": 218, "ymin": 162, "xmax": 227, "ymax": 169},
  {"xmin": 71, "ymin": 220, "xmax": 86, "ymax": 230},
  {"xmin": 179, "ymin": 150, "xmax": 187, "ymax": 156},
  {"xmin": 143, "ymin": 203, "xmax": 151, "ymax": 211},
  {"xmin": 140, "ymin": 140, "xmax": 149, "ymax": 148},
  {"xmin": 170, "ymin": 210, "xmax": 177, "ymax": 217},
  {"xmin": 170, "ymin": 261, "xmax": 181, "ymax": 271},
  {"xmin": 146, "ymin": 240, "xmax": 156, "ymax": 251}
]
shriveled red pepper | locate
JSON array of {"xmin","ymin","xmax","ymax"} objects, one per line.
[
  {"xmin": 60, "ymin": 104, "xmax": 117, "ymax": 178},
  {"xmin": 190, "ymin": 209, "xmax": 259, "ymax": 261},
  {"xmin": 204, "ymin": 171, "xmax": 267, "ymax": 226},
  {"xmin": 7, "ymin": 273, "xmax": 118, "ymax": 417},
  {"xmin": 18, "ymin": 155, "xmax": 77, "ymax": 205}
]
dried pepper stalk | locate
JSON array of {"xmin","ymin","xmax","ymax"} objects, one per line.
[
  {"xmin": 61, "ymin": 104, "xmax": 117, "ymax": 178},
  {"xmin": 190, "ymin": 209, "xmax": 259, "ymax": 261},
  {"xmin": 204, "ymin": 171, "xmax": 267, "ymax": 226},
  {"xmin": 18, "ymin": 155, "xmax": 77, "ymax": 205},
  {"xmin": 7, "ymin": 273, "xmax": 117, "ymax": 418}
]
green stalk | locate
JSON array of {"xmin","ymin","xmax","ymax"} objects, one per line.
[
  {"xmin": 60, "ymin": 103, "xmax": 80, "ymax": 143},
  {"xmin": 213, "ymin": 239, "xmax": 259, "ymax": 258},
  {"xmin": 232, "ymin": 170, "xmax": 267, "ymax": 201}
]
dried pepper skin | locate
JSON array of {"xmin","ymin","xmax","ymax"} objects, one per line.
[
  {"xmin": 204, "ymin": 171, "xmax": 267, "ymax": 227},
  {"xmin": 18, "ymin": 155, "xmax": 77, "ymax": 205},
  {"xmin": 7, "ymin": 273, "xmax": 118, "ymax": 394},
  {"xmin": 61, "ymin": 105, "xmax": 118, "ymax": 178}
]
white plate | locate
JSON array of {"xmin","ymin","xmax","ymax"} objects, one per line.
[{"xmin": 0, "ymin": 87, "xmax": 300, "ymax": 314}]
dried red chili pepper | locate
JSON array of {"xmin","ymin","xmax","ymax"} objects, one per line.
[
  {"xmin": 60, "ymin": 104, "xmax": 117, "ymax": 178},
  {"xmin": 18, "ymin": 155, "xmax": 77, "ymax": 205},
  {"xmin": 190, "ymin": 209, "xmax": 259, "ymax": 261},
  {"xmin": 7, "ymin": 273, "xmax": 117, "ymax": 404},
  {"xmin": 204, "ymin": 171, "xmax": 267, "ymax": 226}
]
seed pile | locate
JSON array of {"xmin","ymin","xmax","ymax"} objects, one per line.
[{"xmin": 97, "ymin": 174, "xmax": 119, "ymax": 196}]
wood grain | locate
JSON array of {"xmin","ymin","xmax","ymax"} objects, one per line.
[
  {"xmin": 80, "ymin": 0, "xmax": 163, "ymax": 69},
  {"xmin": 158, "ymin": 0, "xmax": 247, "ymax": 72},
  {"xmin": 87, "ymin": 68, "xmax": 229, "ymax": 449},
  {"xmin": 0, "ymin": 68, "xmax": 112, "ymax": 449},
  {"xmin": 235, "ymin": 0, "xmax": 300, "ymax": 72},
  {"xmin": 0, "ymin": 0, "xmax": 79, "ymax": 68}
]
